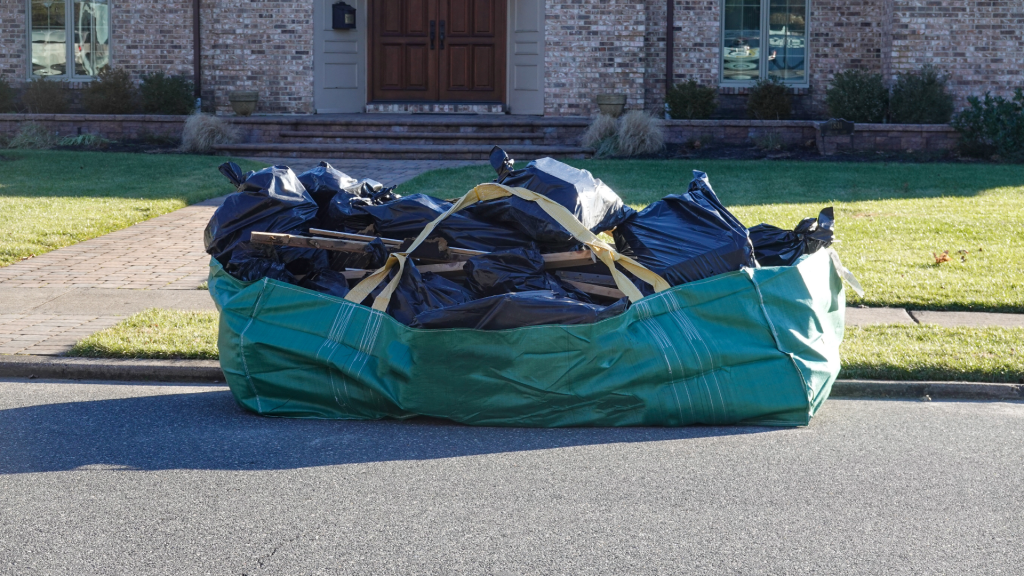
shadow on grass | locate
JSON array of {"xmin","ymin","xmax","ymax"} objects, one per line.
[{"xmin": 0, "ymin": 388, "xmax": 781, "ymax": 474}]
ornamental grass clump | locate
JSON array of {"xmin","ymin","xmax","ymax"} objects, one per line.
[
  {"xmin": 581, "ymin": 113, "xmax": 618, "ymax": 151},
  {"xmin": 7, "ymin": 122, "xmax": 56, "ymax": 149},
  {"xmin": 180, "ymin": 112, "xmax": 240, "ymax": 154},
  {"xmin": 666, "ymin": 79, "xmax": 718, "ymax": 120},
  {"xmin": 825, "ymin": 70, "xmax": 888, "ymax": 123},
  {"xmin": 616, "ymin": 110, "xmax": 665, "ymax": 157}
]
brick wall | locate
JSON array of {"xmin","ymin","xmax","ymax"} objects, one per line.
[
  {"xmin": 806, "ymin": 0, "xmax": 887, "ymax": 115},
  {"xmin": 889, "ymin": 0, "xmax": 1024, "ymax": 107},
  {"xmin": 1, "ymin": 1, "xmax": 28, "ymax": 80},
  {"xmin": 544, "ymin": 0, "xmax": 647, "ymax": 116},
  {"xmin": 200, "ymin": 0, "xmax": 314, "ymax": 115},
  {"xmin": 113, "ymin": 0, "xmax": 194, "ymax": 79}
]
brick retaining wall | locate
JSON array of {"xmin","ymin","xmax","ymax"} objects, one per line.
[
  {"xmin": 0, "ymin": 114, "xmax": 961, "ymax": 157},
  {"xmin": 662, "ymin": 119, "xmax": 958, "ymax": 155}
]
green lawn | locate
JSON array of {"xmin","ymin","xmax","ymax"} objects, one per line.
[
  {"xmin": 400, "ymin": 160, "xmax": 1024, "ymax": 313},
  {"xmin": 67, "ymin": 309, "xmax": 1024, "ymax": 383},
  {"xmin": 0, "ymin": 150, "xmax": 262, "ymax": 267},
  {"xmin": 69, "ymin": 308, "xmax": 219, "ymax": 360}
]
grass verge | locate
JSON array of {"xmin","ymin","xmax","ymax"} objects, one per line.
[
  {"xmin": 68, "ymin": 308, "xmax": 219, "ymax": 360},
  {"xmin": 0, "ymin": 150, "xmax": 262, "ymax": 267},
  {"xmin": 400, "ymin": 160, "xmax": 1024, "ymax": 313},
  {"xmin": 67, "ymin": 310, "xmax": 1024, "ymax": 383},
  {"xmin": 841, "ymin": 324, "xmax": 1024, "ymax": 383}
]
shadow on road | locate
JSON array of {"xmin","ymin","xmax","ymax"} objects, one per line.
[{"xmin": 0, "ymin": 390, "xmax": 781, "ymax": 474}]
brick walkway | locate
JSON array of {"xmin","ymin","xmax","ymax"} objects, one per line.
[
  {"xmin": 0, "ymin": 158, "xmax": 481, "ymax": 355},
  {"xmin": 0, "ymin": 315, "xmax": 122, "ymax": 356}
]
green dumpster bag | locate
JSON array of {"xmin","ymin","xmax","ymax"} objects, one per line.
[{"xmin": 210, "ymin": 183, "xmax": 850, "ymax": 427}]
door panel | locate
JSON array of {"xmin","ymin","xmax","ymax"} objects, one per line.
[
  {"xmin": 371, "ymin": 0, "xmax": 505, "ymax": 103},
  {"xmin": 370, "ymin": 0, "xmax": 439, "ymax": 101},
  {"xmin": 507, "ymin": 0, "xmax": 544, "ymax": 114},
  {"xmin": 314, "ymin": 0, "xmax": 367, "ymax": 113},
  {"xmin": 438, "ymin": 0, "xmax": 505, "ymax": 101}
]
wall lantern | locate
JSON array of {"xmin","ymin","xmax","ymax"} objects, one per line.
[{"xmin": 332, "ymin": 2, "xmax": 356, "ymax": 29}]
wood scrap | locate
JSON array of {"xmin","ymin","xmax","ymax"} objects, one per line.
[
  {"xmin": 251, "ymin": 232, "xmax": 597, "ymax": 270},
  {"xmin": 563, "ymin": 281, "xmax": 626, "ymax": 300}
]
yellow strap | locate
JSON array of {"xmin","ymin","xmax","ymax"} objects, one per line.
[{"xmin": 344, "ymin": 183, "xmax": 670, "ymax": 310}]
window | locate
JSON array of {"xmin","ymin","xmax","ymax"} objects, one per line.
[
  {"xmin": 721, "ymin": 0, "xmax": 807, "ymax": 85},
  {"xmin": 29, "ymin": 0, "xmax": 110, "ymax": 78}
]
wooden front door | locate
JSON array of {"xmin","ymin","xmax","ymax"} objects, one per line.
[{"xmin": 370, "ymin": 0, "xmax": 506, "ymax": 102}]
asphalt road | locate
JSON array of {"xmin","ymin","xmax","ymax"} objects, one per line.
[{"xmin": 1, "ymin": 379, "xmax": 1022, "ymax": 575}]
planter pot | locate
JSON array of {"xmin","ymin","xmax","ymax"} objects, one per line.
[
  {"xmin": 596, "ymin": 94, "xmax": 627, "ymax": 118},
  {"xmin": 228, "ymin": 91, "xmax": 259, "ymax": 116}
]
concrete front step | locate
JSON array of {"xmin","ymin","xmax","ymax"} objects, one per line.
[
  {"xmin": 280, "ymin": 130, "xmax": 550, "ymax": 139},
  {"xmin": 213, "ymin": 143, "xmax": 593, "ymax": 160},
  {"xmin": 277, "ymin": 130, "xmax": 562, "ymax": 146}
]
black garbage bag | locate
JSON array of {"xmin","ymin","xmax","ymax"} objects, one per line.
[
  {"xmin": 460, "ymin": 147, "xmax": 636, "ymax": 252},
  {"xmin": 206, "ymin": 163, "xmax": 320, "ymax": 264},
  {"xmin": 748, "ymin": 207, "xmax": 835, "ymax": 267},
  {"xmin": 613, "ymin": 170, "xmax": 755, "ymax": 286},
  {"xmin": 383, "ymin": 262, "xmax": 476, "ymax": 326},
  {"xmin": 326, "ymin": 192, "xmax": 376, "ymax": 233},
  {"xmin": 298, "ymin": 268, "xmax": 351, "ymax": 298},
  {"xmin": 463, "ymin": 247, "xmax": 591, "ymax": 302},
  {"xmin": 326, "ymin": 179, "xmax": 401, "ymax": 234},
  {"xmin": 328, "ymin": 237, "xmax": 390, "ymax": 272},
  {"xmin": 409, "ymin": 291, "xmax": 630, "ymax": 330},
  {"xmin": 224, "ymin": 244, "xmax": 298, "ymax": 284},
  {"xmin": 296, "ymin": 161, "xmax": 358, "ymax": 217},
  {"xmin": 359, "ymin": 194, "xmax": 533, "ymax": 253}
]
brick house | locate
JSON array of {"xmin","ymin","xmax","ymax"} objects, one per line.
[{"xmin": 2, "ymin": 0, "xmax": 1022, "ymax": 118}]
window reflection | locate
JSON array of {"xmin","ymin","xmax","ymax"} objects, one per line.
[
  {"xmin": 767, "ymin": 0, "xmax": 806, "ymax": 83},
  {"xmin": 31, "ymin": 0, "xmax": 67, "ymax": 77},
  {"xmin": 722, "ymin": 0, "xmax": 761, "ymax": 82},
  {"xmin": 74, "ymin": 0, "xmax": 110, "ymax": 76}
]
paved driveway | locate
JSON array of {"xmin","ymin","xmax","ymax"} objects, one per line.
[{"xmin": 1, "ymin": 379, "xmax": 1022, "ymax": 574}]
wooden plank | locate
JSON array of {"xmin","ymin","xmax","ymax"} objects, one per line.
[
  {"xmin": 564, "ymin": 280, "xmax": 626, "ymax": 300},
  {"xmin": 309, "ymin": 228, "xmax": 403, "ymax": 247},
  {"xmin": 309, "ymin": 228, "xmax": 488, "ymax": 257},
  {"xmin": 556, "ymin": 270, "xmax": 617, "ymax": 287},
  {"xmin": 250, "ymin": 232, "xmax": 370, "ymax": 253},
  {"xmin": 541, "ymin": 250, "xmax": 596, "ymax": 269}
]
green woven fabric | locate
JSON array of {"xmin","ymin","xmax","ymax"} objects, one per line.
[{"xmin": 210, "ymin": 248, "xmax": 844, "ymax": 427}]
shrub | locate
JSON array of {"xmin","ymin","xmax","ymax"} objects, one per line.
[
  {"xmin": 889, "ymin": 65, "xmax": 954, "ymax": 124},
  {"xmin": 953, "ymin": 89, "xmax": 1024, "ymax": 161},
  {"xmin": 746, "ymin": 78, "xmax": 791, "ymax": 120},
  {"xmin": 83, "ymin": 68, "xmax": 138, "ymax": 114},
  {"xmin": 140, "ymin": 72, "xmax": 195, "ymax": 115},
  {"xmin": 21, "ymin": 78, "xmax": 69, "ymax": 114},
  {"xmin": 581, "ymin": 113, "xmax": 618, "ymax": 149},
  {"xmin": 616, "ymin": 110, "xmax": 664, "ymax": 157},
  {"xmin": 8, "ymin": 122, "xmax": 56, "ymax": 149},
  {"xmin": 180, "ymin": 112, "xmax": 240, "ymax": 154},
  {"xmin": 666, "ymin": 79, "xmax": 718, "ymax": 120},
  {"xmin": 0, "ymin": 75, "xmax": 16, "ymax": 112},
  {"xmin": 825, "ymin": 70, "xmax": 888, "ymax": 123}
]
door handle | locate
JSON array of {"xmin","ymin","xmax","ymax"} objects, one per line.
[
  {"xmin": 439, "ymin": 21, "xmax": 445, "ymax": 49},
  {"xmin": 430, "ymin": 20, "xmax": 436, "ymax": 50}
]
